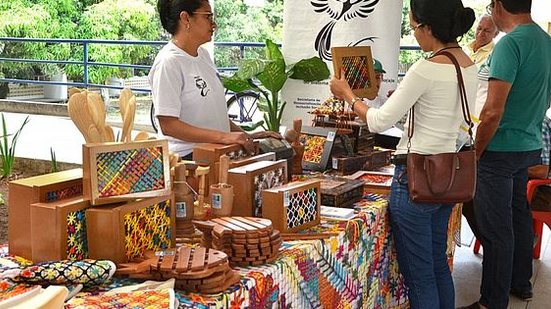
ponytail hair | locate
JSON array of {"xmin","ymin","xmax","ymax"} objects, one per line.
[
  {"xmin": 157, "ymin": 0, "xmax": 206, "ymax": 35},
  {"xmin": 411, "ymin": 0, "xmax": 475, "ymax": 43}
]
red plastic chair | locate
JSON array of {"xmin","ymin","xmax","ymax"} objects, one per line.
[{"xmin": 473, "ymin": 179, "xmax": 551, "ymax": 259}]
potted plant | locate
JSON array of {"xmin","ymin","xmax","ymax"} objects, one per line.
[{"xmin": 222, "ymin": 39, "xmax": 330, "ymax": 132}]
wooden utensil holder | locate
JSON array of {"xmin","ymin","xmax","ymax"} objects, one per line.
[
  {"xmin": 86, "ymin": 194, "xmax": 175, "ymax": 263},
  {"xmin": 8, "ymin": 168, "xmax": 83, "ymax": 259},
  {"xmin": 227, "ymin": 160, "xmax": 288, "ymax": 217},
  {"xmin": 30, "ymin": 197, "xmax": 90, "ymax": 263},
  {"xmin": 262, "ymin": 179, "xmax": 321, "ymax": 232},
  {"xmin": 83, "ymin": 140, "xmax": 171, "ymax": 205}
]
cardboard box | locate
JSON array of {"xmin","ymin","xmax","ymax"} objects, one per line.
[
  {"xmin": 262, "ymin": 179, "xmax": 321, "ymax": 232},
  {"xmin": 30, "ymin": 197, "xmax": 90, "ymax": 263},
  {"xmin": 86, "ymin": 194, "xmax": 175, "ymax": 263},
  {"xmin": 8, "ymin": 168, "xmax": 83, "ymax": 259},
  {"xmin": 227, "ymin": 160, "xmax": 288, "ymax": 217},
  {"xmin": 83, "ymin": 140, "xmax": 171, "ymax": 205}
]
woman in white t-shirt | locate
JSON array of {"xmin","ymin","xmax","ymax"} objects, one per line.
[
  {"xmin": 150, "ymin": 0, "xmax": 279, "ymax": 158},
  {"xmin": 330, "ymin": 0, "xmax": 477, "ymax": 308}
]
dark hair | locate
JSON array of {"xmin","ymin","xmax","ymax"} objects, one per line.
[
  {"xmin": 157, "ymin": 0, "xmax": 207, "ymax": 35},
  {"xmin": 498, "ymin": 0, "xmax": 532, "ymax": 14},
  {"xmin": 410, "ymin": 0, "xmax": 475, "ymax": 43}
]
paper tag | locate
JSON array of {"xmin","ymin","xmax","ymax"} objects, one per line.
[
  {"xmin": 284, "ymin": 191, "xmax": 290, "ymax": 207},
  {"xmin": 332, "ymin": 157, "xmax": 338, "ymax": 169},
  {"xmin": 327, "ymin": 131, "xmax": 336, "ymax": 142},
  {"xmin": 175, "ymin": 202, "xmax": 186, "ymax": 218},
  {"xmin": 212, "ymin": 193, "xmax": 222, "ymax": 209}
]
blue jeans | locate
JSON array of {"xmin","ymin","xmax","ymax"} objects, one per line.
[
  {"xmin": 389, "ymin": 164, "xmax": 455, "ymax": 309},
  {"xmin": 474, "ymin": 150, "xmax": 540, "ymax": 308}
]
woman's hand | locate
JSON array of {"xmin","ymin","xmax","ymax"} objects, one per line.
[
  {"xmin": 330, "ymin": 70, "xmax": 355, "ymax": 102},
  {"xmin": 250, "ymin": 131, "xmax": 283, "ymax": 140},
  {"xmin": 225, "ymin": 132, "xmax": 256, "ymax": 154}
]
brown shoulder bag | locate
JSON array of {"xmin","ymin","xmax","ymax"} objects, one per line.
[{"xmin": 406, "ymin": 51, "xmax": 477, "ymax": 203}]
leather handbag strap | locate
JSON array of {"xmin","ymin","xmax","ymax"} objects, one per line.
[{"xmin": 407, "ymin": 51, "xmax": 475, "ymax": 152}]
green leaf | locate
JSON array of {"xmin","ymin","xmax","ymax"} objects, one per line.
[
  {"xmin": 221, "ymin": 74, "xmax": 254, "ymax": 93},
  {"xmin": 257, "ymin": 60, "xmax": 287, "ymax": 93},
  {"xmin": 236, "ymin": 59, "xmax": 266, "ymax": 80},
  {"xmin": 289, "ymin": 57, "xmax": 330, "ymax": 82},
  {"xmin": 265, "ymin": 39, "xmax": 284, "ymax": 62},
  {"xmin": 256, "ymin": 98, "xmax": 270, "ymax": 113},
  {"xmin": 238, "ymin": 120, "xmax": 265, "ymax": 131}
]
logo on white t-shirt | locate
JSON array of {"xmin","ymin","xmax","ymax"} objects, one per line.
[{"xmin": 194, "ymin": 76, "xmax": 210, "ymax": 97}]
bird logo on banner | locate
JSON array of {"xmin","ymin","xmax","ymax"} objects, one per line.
[{"xmin": 311, "ymin": 0, "xmax": 380, "ymax": 60}]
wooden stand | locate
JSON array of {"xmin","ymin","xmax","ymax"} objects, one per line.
[
  {"xmin": 227, "ymin": 160, "xmax": 288, "ymax": 217},
  {"xmin": 30, "ymin": 197, "xmax": 90, "ymax": 263},
  {"xmin": 262, "ymin": 179, "xmax": 321, "ymax": 232},
  {"xmin": 86, "ymin": 194, "xmax": 175, "ymax": 263},
  {"xmin": 82, "ymin": 140, "xmax": 171, "ymax": 205},
  {"xmin": 8, "ymin": 168, "xmax": 83, "ymax": 259}
]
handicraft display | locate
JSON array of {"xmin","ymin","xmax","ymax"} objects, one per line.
[
  {"xmin": 30, "ymin": 197, "xmax": 90, "ymax": 263},
  {"xmin": 82, "ymin": 140, "xmax": 171, "ymax": 205},
  {"xmin": 331, "ymin": 46, "xmax": 378, "ymax": 99},
  {"xmin": 227, "ymin": 160, "xmax": 287, "ymax": 217},
  {"xmin": 262, "ymin": 179, "xmax": 321, "ymax": 232},
  {"xmin": 8, "ymin": 168, "xmax": 83, "ymax": 260},
  {"xmin": 86, "ymin": 195, "xmax": 175, "ymax": 263},
  {"xmin": 300, "ymin": 126, "xmax": 338, "ymax": 171}
]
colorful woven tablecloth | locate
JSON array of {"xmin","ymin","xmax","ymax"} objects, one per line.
[{"xmin": 175, "ymin": 195, "xmax": 408, "ymax": 308}]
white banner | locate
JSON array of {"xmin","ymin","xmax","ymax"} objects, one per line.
[{"xmin": 281, "ymin": 0, "xmax": 404, "ymax": 127}]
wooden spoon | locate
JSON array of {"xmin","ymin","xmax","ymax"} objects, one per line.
[
  {"xmin": 123, "ymin": 95, "xmax": 136, "ymax": 142},
  {"xmin": 87, "ymin": 124, "xmax": 102, "ymax": 143},
  {"xmin": 104, "ymin": 125, "xmax": 115, "ymax": 142},
  {"xmin": 134, "ymin": 131, "xmax": 150, "ymax": 141},
  {"xmin": 68, "ymin": 91, "xmax": 93, "ymax": 142},
  {"xmin": 87, "ymin": 92, "xmax": 106, "ymax": 141}
]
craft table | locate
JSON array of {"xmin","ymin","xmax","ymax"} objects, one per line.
[{"xmin": 174, "ymin": 195, "xmax": 408, "ymax": 309}]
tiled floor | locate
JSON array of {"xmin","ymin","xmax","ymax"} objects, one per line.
[{"xmin": 454, "ymin": 221, "xmax": 551, "ymax": 308}]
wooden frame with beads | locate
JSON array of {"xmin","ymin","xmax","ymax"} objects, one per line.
[
  {"xmin": 83, "ymin": 140, "xmax": 171, "ymax": 205},
  {"xmin": 331, "ymin": 46, "xmax": 378, "ymax": 100}
]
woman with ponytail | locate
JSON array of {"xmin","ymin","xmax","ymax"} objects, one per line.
[
  {"xmin": 330, "ymin": 0, "xmax": 476, "ymax": 307},
  {"xmin": 149, "ymin": 0, "xmax": 279, "ymax": 159}
]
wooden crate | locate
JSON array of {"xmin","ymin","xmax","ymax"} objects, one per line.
[
  {"xmin": 86, "ymin": 194, "xmax": 175, "ymax": 263},
  {"xmin": 227, "ymin": 160, "xmax": 288, "ymax": 217},
  {"xmin": 262, "ymin": 179, "xmax": 321, "ymax": 232},
  {"xmin": 30, "ymin": 197, "xmax": 90, "ymax": 263},
  {"xmin": 332, "ymin": 148, "xmax": 392, "ymax": 175},
  {"xmin": 193, "ymin": 143, "xmax": 259, "ymax": 191},
  {"xmin": 83, "ymin": 140, "xmax": 171, "ymax": 205},
  {"xmin": 317, "ymin": 176, "xmax": 364, "ymax": 208},
  {"xmin": 8, "ymin": 168, "xmax": 83, "ymax": 259},
  {"xmin": 348, "ymin": 170, "xmax": 393, "ymax": 195}
]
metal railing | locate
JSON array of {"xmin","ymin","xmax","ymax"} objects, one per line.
[{"xmin": 0, "ymin": 37, "xmax": 422, "ymax": 95}]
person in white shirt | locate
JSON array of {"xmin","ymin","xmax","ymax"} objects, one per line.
[
  {"xmin": 150, "ymin": 0, "xmax": 279, "ymax": 158},
  {"xmin": 330, "ymin": 0, "xmax": 477, "ymax": 308}
]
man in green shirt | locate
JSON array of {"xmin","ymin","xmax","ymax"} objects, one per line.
[{"xmin": 467, "ymin": 0, "xmax": 551, "ymax": 308}]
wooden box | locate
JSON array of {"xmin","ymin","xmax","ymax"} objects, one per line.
[
  {"xmin": 8, "ymin": 168, "xmax": 83, "ymax": 259},
  {"xmin": 348, "ymin": 170, "xmax": 393, "ymax": 195},
  {"xmin": 193, "ymin": 143, "xmax": 259, "ymax": 190},
  {"xmin": 262, "ymin": 179, "xmax": 321, "ymax": 232},
  {"xmin": 86, "ymin": 194, "xmax": 175, "ymax": 263},
  {"xmin": 317, "ymin": 176, "xmax": 364, "ymax": 208},
  {"xmin": 331, "ymin": 148, "xmax": 392, "ymax": 175},
  {"xmin": 300, "ymin": 126, "xmax": 337, "ymax": 171},
  {"xmin": 30, "ymin": 197, "xmax": 90, "ymax": 263},
  {"xmin": 331, "ymin": 46, "xmax": 377, "ymax": 100},
  {"xmin": 227, "ymin": 160, "xmax": 288, "ymax": 217},
  {"xmin": 83, "ymin": 140, "xmax": 171, "ymax": 205}
]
